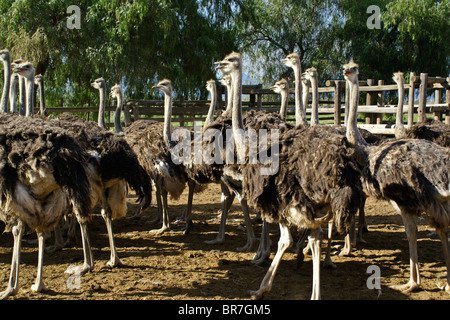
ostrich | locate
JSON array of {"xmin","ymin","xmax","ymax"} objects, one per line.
[
  {"xmin": 0, "ymin": 49, "xmax": 11, "ymax": 113},
  {"xmin": 216, "ymin": 52, "xmax": 363, "ymax": 300},
  {"xmin": 0, "ymin": 113, "xmax": 94, "ymax": 299},
  {"xmin": 392, "ymin": 71, "xmax": 450, "ymax": 147},
  {"xmin": 269, "ymin": 78, "xmax": 289, "ymax": 121},
  {"xmin": 91, "ymin": 77, "xmax": 108, "ymax": 129},
  {"xmin": 344, "ymin": 62, "xmax": 450, "ymax": 294},
  {"xmin": 34, "ymin": 74, "xmax": 46, "ymax": 116},
  {"xmin": 122, "ymin": 79, "xmax": 188, "ymax": 235},
  {"xmin": 280, "ymin": 52, "xmax": 308, "ymax": 127}
]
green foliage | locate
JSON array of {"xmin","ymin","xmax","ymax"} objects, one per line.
[{"xmin": 0, "ymin": 0, "xmax": 448, "ymax": 109}]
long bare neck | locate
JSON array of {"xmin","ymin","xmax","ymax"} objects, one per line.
[
  {"xmin": 346, "ymin": 79, "xmax": 367, "ymax": 146},
  {"xmin": 163, "ymin": 90, "xmax": 172, "ymax": 146},
  {"xmin": 223, "ymin": 83, "xmax": 232, "ymax": 116},
  {"xmin": 114, "ymin": 92, "xmax": 124, "ymax": 133},
  {"xmin": 204, "ymin": 86, "xmax": 217, "ymax": 129},
  {"xmin": 231, "ymin": 65, "xmax": 246, "ymax": 158},
  {"xmin": 394, "ymin": 79, "xmax": 406, "ymax": 138},
  {"xmin": 279, "ymin": 89, "xmax": 288, "ymax": 120},
  {"xmin": 310, "ymin": 75, "xmax": 319, "ymax": 126},
  {"xmin": 302, "ymin": 80, "xmax": 309, "ymax": 120},
  {"xmin": 38, "ymin": 81, "xmax": 46, "ymax": 115},
  {"xmin": 9, "ymin": 74, "xmax": 18, "ymax": 113},
  {"xmin": 293, "ymin": 65, "xmax": 307, "ymax": 127},
  {"xmin": 18, "ymin": 76, "xmax": 25, "ymax": 116},
  {"xmin": 98, "ymin": 86, "xmax": 107, "ymax": 129},
  {"xmin": 25, "ymin": 75, "xmax": 34, "ymax": 117},
  {"xmin": 1, "ymin": 56, "xmax": 11, "ymax": 113}
]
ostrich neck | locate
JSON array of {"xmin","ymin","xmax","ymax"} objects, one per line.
[
  {"xmin": 1, "ymin": 56, "xmax": 11, "ymax": 113},
  {"xmin": 293, "ymin": 66, "xmax": 307, "ymax": 127},
  {"xmin": 114, "ymin": 93, "xmax": 124, "ymax": 133},
  {"xmin": 98, "ymin": 86, "xmax": 107, "ymax": 129},
  {"xmin": 163, "ymin": 91, "xmax": 172, "ymax": 146},
  {"xmin": 279, "ymin": 90, "xmax": 288, "ymax": 120},
  {"xmin": 18, "ymin": 76, "xmax": 26, "ymax": 116},
  {"xmin": 346, "ymin": 80, "xmax": 367, "ymax": 147},
  {"xmin": 204, "ymin": 87, "xmax": 217, "ymax": 129},
  {"xmin": 9, "ymin": 75, "xmax": 17, "ymax": 113},
  {"xmin": 224, "ymin": 84, "xmax": 232, "ymax": 116},
  {"xmin": 38, "ymin": 82, "xmax": 45, "ymax": 115},
  {"xmin": 310, "ymin": 76, "xmax": 319, "ymax": 126},
  {"xmin": 25, "ymin": 75, "xmax": 34, "ymax": 117},
  {"xmin": 231, "ymin": 66, "xmax": 246, "ymax": 159}
]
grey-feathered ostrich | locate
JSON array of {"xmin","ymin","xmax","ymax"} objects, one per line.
[
  {"xmin": 344, "ymin": 62, "xmax": 450, "ymax": 293},
  {"xmin": 217, "ymin": 52, "xmax": 363, "ymax": 300},
  {"xmin": 0, "ymin": 114, "xmax": 94, "ymax": 299},
  {"xmin": 392, "ymin": 71, "xmax": 450, "ymax": 147},
  {"xmin": 0, "ymin": 49, "xmax": 11, "ymax": 113},
  {"xmin": 121, "ymin": 79, "xmax": 188, "ymax": 235},
  {"xmin": 269, "ymin": 78, "xmax": 289, "ymax": 121}
]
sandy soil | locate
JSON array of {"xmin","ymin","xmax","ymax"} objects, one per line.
[{"xmin": 0, "ymin": 183, "xmax": 449, "ymax": 301}]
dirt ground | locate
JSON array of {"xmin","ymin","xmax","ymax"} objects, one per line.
[{"xmin": 0, "ymin": 183, "xmax": 449, "ymax": 301}]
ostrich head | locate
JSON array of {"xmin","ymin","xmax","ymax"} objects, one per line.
[
  {"xmin": 215, "ymin": 52, "xmax": 241, "ymax": 74},
  {"xmin": 0, "ymin": 49, "xmax": 10, "ymax": 62},
  {"xmin": 152, "ymin": 79, "xmax": 172, "ymax": 95},
  {"xmin": 219, "ymin": 74, "xmax": 231, "ymax": 88},
  {"xmin": 343, "ymin": 62, "xmax": 359, "ymax": 83},
  {"xmin": 281, "ymin": 53, "xmax": 300, "ymax": 69},
  {"xmin": 270, "ymin": 78, "xmax": 289, "ymax": 94},
  {"xmin": 392, "ymin": 71, "xmax": 404, "ymax": 85},
  {"xmin": 109, "ymin": 83, "xmax": 122, "ymax": 99},
  {"xmin": 304, "ymin": 67, "xmax": 318, "ymax": 82},
  {"xmin": 12, "ymin": 62, "xmax": 35, "ymax": 80},
  {"xmin": 206, "ymin": 79, "xmax": 216, "ymax": 93},
  {"xmin": 34, "ymin": 74, "xmax": 44, "ymax": 86},
  {"xmin": 91, "ymin": 77, "xmax": 105, "ymax": 90}
]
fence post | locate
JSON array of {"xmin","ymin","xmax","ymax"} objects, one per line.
[
  {"xmin": 418, "ymin": 73, "xmax": 428, "ymax": 123},
  {"xmin": 407, "ymin": 72, "xmax": 416, "ymax": 127},
  {"xmin": 365, "ymin": 79, "xmax": 374, "ymax": 124},
  {"xmin": 377, "ymin": 80, "xmax": 384, "ymax": 124},
  {"xmin": 446, "ymin": 77, "xmax": 450, "ymax": 125},
  {"xmin": 434, "ymin": 87, "xmax": 442, "ymax": 121},
  {"xmin": 333, "ymin": 80, "xmax": 342, "ymax": 126}
]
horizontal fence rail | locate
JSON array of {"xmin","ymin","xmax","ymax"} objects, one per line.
[{"xmin": 46, "ymin": 73, "xmax": 450, "ymax": 135}]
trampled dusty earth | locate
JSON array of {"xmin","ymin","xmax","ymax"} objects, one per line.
[{"xmin": 0, "ymin": 183, "xmax": 448, "ymax": 300}]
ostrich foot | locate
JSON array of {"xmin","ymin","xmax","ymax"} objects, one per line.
[
  {"xmin": 436, "ymin": 281, "xmax": 450, "ymax": 293},
  {"xmin": 389, "ymin": 280, "xmax": 420, "ymax": 293},
  {"xmin": 101, "ymin": 258, "xmax": 126, "ymax": 270},
  {"xmin": 31, "ymin": 281, "xmax": 48, "ymax": 293},
  {"xmin": 0, "ymin": 286, "xmax": 18, "ymax": 300},
  {"xmin": 205, "ymin": 237, "xmax": 224, "ymax": 245},
  {"xmin": 249, "ymin": 287, "xmax": 270, "ymax": 300},
  {"xmin": 234, "ymin": 239, "xmax": 256, "ymax": 252},
  {"xmin": 323, "ymin": 257, "xmax": 337, "ymax": 269},
  {"xmin": 182, "ymin": 220, "xmax": 193, "ymax": 235},
  {"xmin": 251, "ymin": 252, "xmax": 270, "ymax": 266},
  {"xmin": 65, "ymin": 263, "xmax": 93, "ymax": 276},
  {"xmin": 148, "ymin": 226, "xmax": 170, "ymax": 235}
]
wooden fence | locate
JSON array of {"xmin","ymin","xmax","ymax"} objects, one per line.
[{"xmin": 46, "ymin": 73, "xmax": 450, "ymax": 135}]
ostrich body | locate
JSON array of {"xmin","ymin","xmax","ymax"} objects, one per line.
[
  {"xmin": 217, "ymin": 52, "xmax": 363, "ymax": 300},
  {"xmin": 0, "ymin": 114, "xmax": 93, "ymax": 299},
  {"xmin": 122, "ymin": 79, "xmax": 187, "ymax": 234},
  {"xmin": 344, "ymin": 62, "xmax": 450, "ymax": 293},
  {"xmin": 0, "ymin": 49, "xmax": 11, "ymax": 113}
]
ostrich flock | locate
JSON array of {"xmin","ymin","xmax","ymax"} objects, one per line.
[{"xmin": 0, "ymin": 47, "xmax": 449, "ymax": 300}]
